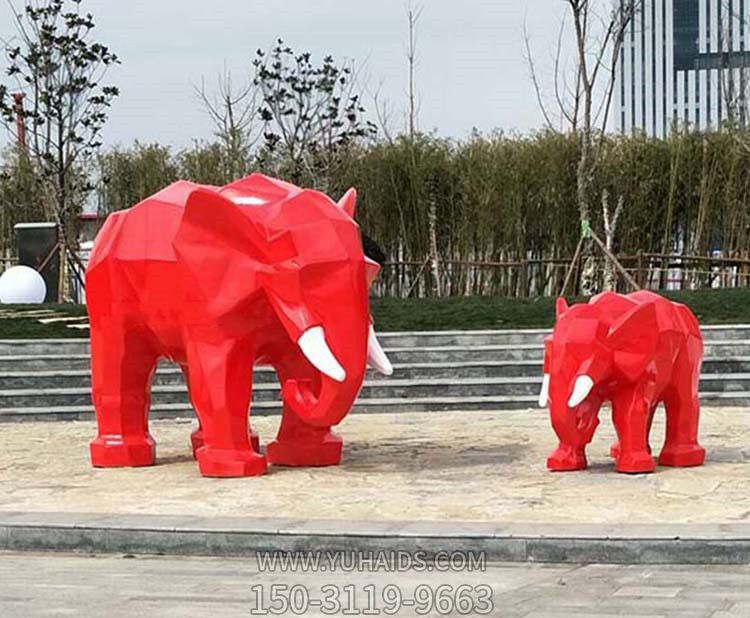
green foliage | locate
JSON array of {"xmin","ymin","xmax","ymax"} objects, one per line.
[
  {"xmin": 253, "ymin": 39, "xmax": 376, "ymax": 187},
  {"xmin": 3, "ymin": 288, "xmax": 750, "ymax": 338},
  {"xmin": 372, "ymin": 288, "xmax": 750, "ymax": 331},
  {"xmin": 0, "ymin": 0, "xmax": 119, "ymax": 241},
  {"xmin": 350, "ymin": 129, "xmax": 750, "ymax": 266},
  {"xmin": 0, "ymin": 147, "xmax": 48, "ymax": 254},
  {"xmin": 96, "ymin": 143, "xmax": 178, "ymax": 215},
  {"xmin": 177, "ymin": 141, "xmax": 246, "ymax": 187},
  {"xmin": 94, "ymin": 140, "xmax": 260, "ymax": 214},
  {"xmin": 86, "ymin": 128, "xmax": 750, "ymax": 275},
  {"xmin": 0, "ymin": 303, "xmax": 87, "ymax": 338},
  {"xmin": 342, "ymin": 134, "xmax": 456, "ymax": 262},
  {"xmin": 341, "ymin": 130, "xmax": 582, "ymax": 273},
  {"xmin": 372, "ymin": 295, "xmax": 560, "ymax": 330}
]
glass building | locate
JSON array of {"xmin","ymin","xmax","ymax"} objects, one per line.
[{"xmin": 619, "ymin": 0, "xmax": 750, "ymax": 136}]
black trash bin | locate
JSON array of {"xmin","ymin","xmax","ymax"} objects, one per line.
[{"xmin": 14, "ymin": 223, "xmax": 59, "ymax": 303}]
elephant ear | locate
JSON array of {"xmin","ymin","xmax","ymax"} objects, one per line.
[
  {"xmin": 607, "ymin": 301, "xmax": 659, "ymax": 382},
  {"xmin": 173, "ymin": 188, "xmax": 296, "ymax": 316},
  {"xmin": 175, "ymin": 188, "xmax": 295, "ymax": 260},
  {"xmin": 337, "ymin": 188, "xmax": 357, "ymax": 218}
]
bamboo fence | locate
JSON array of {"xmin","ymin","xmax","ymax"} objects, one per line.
[{"xmin": 371, "ymin": 253, "xmax": 750, "ymax": 298}]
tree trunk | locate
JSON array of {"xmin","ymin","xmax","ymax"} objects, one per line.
[
  {"xmin": 428, "ymin": 196, "xmax": 441, "ymax": 297},
  {"xmin": 576, "ymin": 138, "xmax": 597, "ymax": 296},
  {"xmin": 602, "ymin": 237, "xmax": 617, "ymax": 291}
]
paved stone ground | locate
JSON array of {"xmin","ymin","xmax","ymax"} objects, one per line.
[
  {"xmin": 1, "ymin": 551, "xmax": 749, "ymax": 617},
  {"xmin": 1, "ymin": 407, "xmax": 749, "ymax": 524}
]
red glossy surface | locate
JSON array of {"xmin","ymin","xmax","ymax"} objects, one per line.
[
  {"xmin": 86, "ymin": 174, "xmax": 379, "ymax": 477},
  {"xmin": 542, "ymin": 291, "xmax": 706, "ymax": 474}
]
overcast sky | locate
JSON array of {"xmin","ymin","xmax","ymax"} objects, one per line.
[{"xmin": 1, "ymin": 0, "xmax": 569, "ymax": 149}]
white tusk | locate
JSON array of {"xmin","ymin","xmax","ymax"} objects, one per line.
[
  {"xmin": 538, "ymin": 373, "xmax": 550, "ymax": 408},
  {"xmin": 367, "ymin": 324, "xmax": 393, "ymax": 376},
  {"xmin": 297, "ymin": 326, "xmax": 346, "ymax": 383},
  {"xmin": 568, "ymin": 375, "xmax": 594, "ymax": 408}
]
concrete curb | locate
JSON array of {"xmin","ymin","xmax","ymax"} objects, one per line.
[{"xmin": 2, "ymin": 512, "xmax": 750, "ymax": 564}]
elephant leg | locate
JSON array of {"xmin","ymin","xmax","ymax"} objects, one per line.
[
  {"xmin": 267, "ymin": 407, "xmax": 343, "ymax": 467},
  {"xmin": 189, "ymin": 424, "xmax": 259, "ymax": 458},
  {"xmin": 185, "ymin": 339, "xmax": 266, "ymax": 477},
  {"xmin": 181, "ymin": 363, "xmax": 259, "ymax": 459},
  {"xmin": 266, "ymin": 362, "xmax": 342, "ymax": 467},
  {"xmin": 611, "ymin": 388, "xmax": 656, "ymax": 474},
  {"xmin": 611, "ymin": 405, "xmax": 655, "ymax": 460},
  {"xmin": 190, "ymin": 424, "xmax": 260, "ymax": 458},
  {"xmin": 89, "ymin": 323, "xmax": 158, "ymax": 468},
  {"xmin": 610, "ymin": 442, "xmax": 620, "ymax": 460},
  {"xmin": 660, "ymin": 365, "xmax": 706, "ymax": 467},
  {"xmin": 547, "ymin": 442, "xmax": 588, "ymax": 471}
]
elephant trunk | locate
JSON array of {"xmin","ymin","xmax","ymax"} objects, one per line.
[
  {"xmin": 282, "ymin": 370, "xmax": 363, "ymax": 428},
  {"xmin": 282, "ymin": 321, "xmax": 370, "ymax": 427}
]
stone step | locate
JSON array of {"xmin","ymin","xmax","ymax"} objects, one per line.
[
  {"xmin": 0, "ymin": 395, "xmax": 545, "ymax": 422},
  {"xmin": 0, "ymin": 355, "xmax": 93, "ymax": 372},
  {"xmin": 1, "ymin": 325, "xmax": 750, "ymax": 356},
  {"xmin": 0, "ymin": 374, "xmax": 747, "ymax": 410},
  {"xmin": 0, "ymin": 378, "xmax": 539, "ymax": 409},
  {"xmin": 0, "ymin": 344, "xmax": 549, "ymax": 368},
  {"xmin": 3, "ymin": 389, "xmax": 750, "ymax": 423},
  {"xmin": 2, "ymin": 326, "xmax": 750, "ymax": 419},
  {"xmin": 0, "ymin": 361, "xmax": 542, "ymax": 389},
  {"xmin": 6, "ymin": 339, "xmax": 750, "ymax": 372},
  {"xmin": 5, "ymin": 357, "xmax": 750, "ymax": 390}
]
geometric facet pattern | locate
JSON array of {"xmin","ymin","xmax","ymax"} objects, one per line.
[
  {"xmin": 540, "ymin": 291, "xmax": 706, "ymax": 474},
  {"xmin": 86, "ymin": 174, "xmax": 389, "ymax": 477}
]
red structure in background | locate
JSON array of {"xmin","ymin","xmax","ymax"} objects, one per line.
[
  {"xmin": 86, "ymin": 174, "xmax": 393, "ymax": 477},
  {"xmin": 538, "ymin": 291, "xmax": 706, "ymax": 474}
]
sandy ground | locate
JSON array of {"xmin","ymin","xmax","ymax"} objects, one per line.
[{"xmin": 1, "ymin": 407, "xmax": 749, "ymax": 524}]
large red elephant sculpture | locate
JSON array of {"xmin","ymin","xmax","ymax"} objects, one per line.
[
  {"xmin": 86, "ymin": 174, "xmax": 393, "ymax": 477},
  {"xmin": 538, "ymin": 291, "xmax": 705, "ymax": 474}
]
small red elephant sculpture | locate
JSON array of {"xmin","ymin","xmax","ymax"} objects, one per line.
[
  {"xmin": 538, "ymin": 290, "xmax": 705, "ymax": 474},
  {"xmin": 86, "ymin": 173, "xmax": 393, "ymax": 477}
]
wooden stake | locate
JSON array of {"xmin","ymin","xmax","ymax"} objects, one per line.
[
  {"xmin": 590, "ymin": 230, "xmax": 640, "ymax": 291},
  {"xmin": 560, "ymin": 235, "xmax": 584, "ymax": 296}
]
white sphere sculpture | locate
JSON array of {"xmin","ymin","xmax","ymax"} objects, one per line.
[{"xmin": 0, "ymin": 266, "xmax": 47, "ymax": 304}]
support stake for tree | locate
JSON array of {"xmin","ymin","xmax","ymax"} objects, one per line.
[
  {"xmin": 589, "ymin": 229, "xmax": 640, "ymax": 291},
  {"xmin": 559, "ymin": 228, "xmax": 640, "ymax": 297},
  {"xmin": 560, "ymin": 235, "xmax": 584, "ymax": 296}
]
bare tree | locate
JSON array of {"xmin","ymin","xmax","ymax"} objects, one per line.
[
  {"xmin": 368, "ymin": 80, "xmax": 396, "ymax": 143},
  {"xmin": 402, "ymin": 3, "xmax": 440, "ymax": 294},
  {"xmin": 532, "ymin": 1, "xmax": 641, "ymax": 293},
  {"xmin": 601, "ymin": 188, "xmax": 624, "ymax": 290},
  {"xmin": 716, "ymin": 0, "xmax": 750, "ymax": 126},
  {"xmin": 195, "ymin": 68, "xmax": 262, "ymax": 180},
  {"xmin": 406, "ymin": 3, "xmax": 423, "ymax": 139},
  {"xmin": 523, "ymin": 13, "xmax": 582, "ymax": 132}
]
